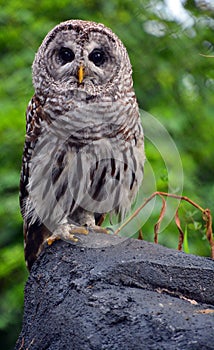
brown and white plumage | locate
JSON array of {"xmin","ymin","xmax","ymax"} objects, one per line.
[{"xmin": 20, "ymin": 20, "xmax": 145, "ymax": 270}]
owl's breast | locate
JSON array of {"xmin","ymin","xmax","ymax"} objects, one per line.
[{"xmin": 44, "ymin": 91, "xmax": 139, "ymax": 144}]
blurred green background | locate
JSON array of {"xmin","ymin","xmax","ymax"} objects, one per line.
[{"xmin": 0, "ymin": 0, "xmax": 213, "ymax": 348}]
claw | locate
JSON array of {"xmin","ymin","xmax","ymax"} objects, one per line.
[
  {"xmin": 46, "ymin": 224, "xmax": 89, "ymax": 246},
  {"xmin": 89, "ymin": 225, "xmax": 113, "ymax": 234},
  {"xmin": 46, "ymin": 223, "xmax": 114, "ymax": 247},
  {"xmin": 47, "ymin": 236, "xmax": 60, "ymax": 245}
]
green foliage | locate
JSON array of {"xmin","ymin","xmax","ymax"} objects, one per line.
[
  {"xmin": 0, "ymin": 0, "xmax": 213, "ymax": 348},
  {"xmin": 0, "ymin": 244, "xmax": 27, "ymax": 349},
  {"xmin": 183, "ymin": 225, "xmax": 190, "ymax": 254}
]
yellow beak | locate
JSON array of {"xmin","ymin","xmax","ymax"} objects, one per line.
[{"xmin": 78, "ymin": 65, "xmax": 84, "ymax": 84}]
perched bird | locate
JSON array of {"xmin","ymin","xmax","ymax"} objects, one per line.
[{"xmin": 20, "ymin": 20, "xmax": 145, "ymax": 270}]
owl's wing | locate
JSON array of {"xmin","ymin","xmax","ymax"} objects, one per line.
[
  {"xmin": 20, "ymin": 95, "xmax": 51, "ymax": 270},
  {"xmin": 20, "ymin": 96, "xmax": 41, "ymax": 214}
]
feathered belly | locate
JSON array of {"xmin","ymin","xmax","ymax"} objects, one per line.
[{"xmin": 26, "ymin": 133, "xmax": 144, "ymax": 230}]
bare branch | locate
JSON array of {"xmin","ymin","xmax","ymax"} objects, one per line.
[
  {"xmin": 154, "ymin": 195, "xmax": 167, "ymax": 244},
  {"xmin": 115, "ymin": 191, "xmax": 214, "ymax": 259},
  {"xmin": 175, "ymin": 209, "xmax": 184, "ymax": 251}
]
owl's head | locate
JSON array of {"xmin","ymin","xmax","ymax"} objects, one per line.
[{"xmin": 32, "ymin": 20, "xmax": 133, "ymax": 97}]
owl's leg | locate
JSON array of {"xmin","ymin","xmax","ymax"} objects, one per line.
[
  {"xmin": 84, "ymin": 212, "xmax": 111, "ymax": 234},
  {"xmin": 84, "ymin": 212, "xmax": 110, "ymax": 234},
  {"xmin": 46, "ymin": 224, "xmax": 89, "ymax": 245}
]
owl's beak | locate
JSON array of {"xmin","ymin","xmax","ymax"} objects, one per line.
[{"xmin": 78, "ymin": 65, "xmax": 84, "ymax": 84}]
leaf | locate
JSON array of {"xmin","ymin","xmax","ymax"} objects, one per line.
[
  {"xmin": 183, "ymin": 225, "xmax": 190, "ymax": 254},
  {"xmin": 188, "ymin": 222, "xmax": 202, "ymax": 231}
]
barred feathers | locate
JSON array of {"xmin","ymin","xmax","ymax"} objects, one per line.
[{"xmin": 20, "ymin": 20, "xmax": 145, "ymax": 269}]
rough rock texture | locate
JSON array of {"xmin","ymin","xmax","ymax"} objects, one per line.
[{"xmin": 15, "ymin": 232, "xmax": 214, "ymax": 350}]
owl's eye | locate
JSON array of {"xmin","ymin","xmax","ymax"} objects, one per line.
[
  {"xmin": 59, "ymin": 47, "xmax": 75, "ymax": 64},
  {"xmin": 88, "ymin": 48, "xmax": 106, "ymax": 67}
]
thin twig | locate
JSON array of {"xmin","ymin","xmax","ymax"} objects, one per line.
[
  {"xmin": 203, "ymin": 209, "xmax": 214, "ymax": 259},
  {"xmin": 114, "ymin": 192, "xmax": 158, "ymax": 235},
  {"xmin": 154, "ymin": 195, "xmax": 166, "ymax": 244},
  {"xmin": 175, "ymin": 209, "xmax": 184, "ymax": 251},
  {"xmin": 114, "ymin": 191, "xmax": 214, "ymax": 259},
  {"xmin": 138, "ymin": 228, "xmax": 144, "ymax": 240}
]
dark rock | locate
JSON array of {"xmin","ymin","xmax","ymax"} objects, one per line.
[{"xmin": 15, "ymin": 232, "xmax": 214, "ymax": 350}]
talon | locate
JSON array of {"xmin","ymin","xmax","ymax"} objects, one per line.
[
  {"xmin": 47, "ymin": 236, "xmax": 59, "ymax": 246},
  {"xmin": 89, "ymin": 225, "xmax": 113, "ymax": 234},
  {"xmin": 46, "ymin": 224, "xmax": 89, "ymax": 246},
  {"xmin": 106, "ymin": 227, "xmax": 115, "ymax": 234},
  {"xmin": 70, "ymin": 227, "xmax": 89, "ymax": 235}
]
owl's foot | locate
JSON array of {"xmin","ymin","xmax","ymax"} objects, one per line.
[
  {"xmin": 89, "ymin": 225, "xmax": 113, "ymax": 235},
  {"xmin": 47, "ymin": 224, "xmax": 89, "ymax": 245}
]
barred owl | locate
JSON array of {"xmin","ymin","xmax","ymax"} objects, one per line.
[{"xmin": 20, "ymin": 20, "xmax": 145, "ymax": 270}]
